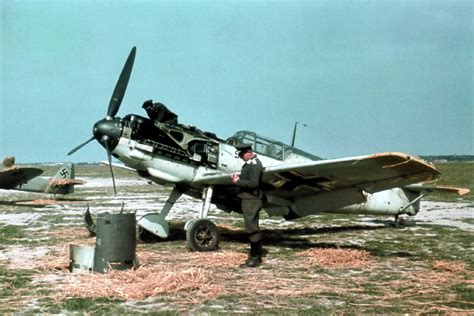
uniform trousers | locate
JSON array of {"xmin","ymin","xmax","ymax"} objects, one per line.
[{"xmin": 241, "ymin": 198, "xmax": 262, "ymax": 242}]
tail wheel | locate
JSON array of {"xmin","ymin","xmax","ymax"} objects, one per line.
[
  {"xmin": 394, "ymin": 215, "xmax": 407, "ymax": 228},
  {"xmin": 186, "ymin": 219, "xmax": 220, "ymax": 252}
]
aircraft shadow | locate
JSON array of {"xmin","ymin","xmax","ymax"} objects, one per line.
[
  {"xmin": 0, "ymin": 201, "xmax": 47, "ymax": 208},
  {"xmin": 0, "ymin": 198, "xmax": 86, "ymax": 208},
  {"xmin": 139, "ymin": 221, "xmax": 415, "ymax": 258},
  {"xmin": 140, "ymin": 222, "xmax": 385, "ymax": 243}
]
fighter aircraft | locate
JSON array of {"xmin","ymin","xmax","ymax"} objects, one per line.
[
  {"xmin": 0, "ymin": 157, "xmax": 83, "ymax": 196},
  {"xmin": 69, "ymin": 47, "xmax": 469, "ymax": 251}
]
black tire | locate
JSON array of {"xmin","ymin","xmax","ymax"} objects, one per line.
[
  {"xmin": 186, "ymin": 219, "xmax": 220, "ymax": 252},
  {"xmin": 395, "ymin": 217, "xmax": 407, "ymax": 228}
]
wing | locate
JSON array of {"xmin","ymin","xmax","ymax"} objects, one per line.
[
  {"xmin": 262, "ymin": 152, "xmax": 439, "ymax": 199},
  {"xmin": 194, "ymin": 152, "xmax": 439, "ymax": 199},
  {"xmin": 0, "ymin": 167, "xmax": 44, "ymax": 189}
]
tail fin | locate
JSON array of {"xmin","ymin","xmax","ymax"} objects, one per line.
[
  {"xmin": 47, "ymin": 163, "xmax": 82, "ymax": 194},
  {"xmin": 54, "ymin": 163, "xmax": 74, "ymax": 180}
]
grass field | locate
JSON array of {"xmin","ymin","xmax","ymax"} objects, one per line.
[{"xmin": 0, "ymin": 163, "xmax": 472, "ymax": 313}]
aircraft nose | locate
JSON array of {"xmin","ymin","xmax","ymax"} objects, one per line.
[{"xmin": 93, "ymin": 118, "xmax": 122, "ymax": 150}]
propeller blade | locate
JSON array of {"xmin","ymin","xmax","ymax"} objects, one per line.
[
  {"xmin": 68, "ymin": 136, "xmax": 95, "ymax": 156},
  {"xmin": 107, "ymin": 46, "xmax": 136, "ymax": 118},
  {"xmin": 105, "ymin": 143, "xmax": 117, "ymax": 196}
]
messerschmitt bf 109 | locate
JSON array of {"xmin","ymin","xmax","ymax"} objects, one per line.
[
  {"xmin": 0, "ymin": 156, "xmax": 83, "ymax": 196},
  {"xmin": 68, "ymin": 47, "xmax": 469, "ymax": 251}
]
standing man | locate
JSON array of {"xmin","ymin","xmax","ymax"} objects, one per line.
[{"xmin": 231, "ymin": 144, "xmax": 264, "ymax": 267}]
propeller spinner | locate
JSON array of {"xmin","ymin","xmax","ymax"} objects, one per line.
[{"xmin": 68, "ymin": 47, "xmax": 137, "ymax": 195}]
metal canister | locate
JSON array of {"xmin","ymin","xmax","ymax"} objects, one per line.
[{"xmin": 93, "ymin": 212, "xmax": 136, "ymax": 273}]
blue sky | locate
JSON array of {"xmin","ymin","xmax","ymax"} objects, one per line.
[{"xmin": 1, "ymin": 0, "xmax": 472, "ymax": 163}]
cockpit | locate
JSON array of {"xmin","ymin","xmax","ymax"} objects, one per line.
[{"xmin": 226, "ymin": 130, "xmax": 321, "ymax": 161}]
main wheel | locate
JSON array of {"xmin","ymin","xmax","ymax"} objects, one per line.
[{"xmin": 186, "ymin": 219, "xmax": 220, "ymax": 251}]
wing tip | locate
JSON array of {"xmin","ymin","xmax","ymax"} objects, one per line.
[
  {"xmin": 367, "ymin": 152, "xmax": 440, "ymax": 176},
  {"xmin": 456, "ymin": 187, "xmax": 471, "ymax": 196}
]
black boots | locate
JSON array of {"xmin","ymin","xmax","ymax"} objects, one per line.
[{"xmin": 243, "ymin": 241, "xmax": 263, "ymax": 268}]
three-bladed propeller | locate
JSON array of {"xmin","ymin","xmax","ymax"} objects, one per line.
[{"xmin": 68, "ymin": 47, "xmax": 137, "ymax": 195}]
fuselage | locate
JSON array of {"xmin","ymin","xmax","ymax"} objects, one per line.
[
  {"xmin": 95, "ymin": 113, "xmax": 421, "ymax": 218},
  {"xmin": 15, "ymin": 164, "xmax": 76, "ymax": 195}
]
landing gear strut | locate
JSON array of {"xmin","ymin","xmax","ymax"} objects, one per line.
[
  {"xmin": 136, "ymin": 185, "xmax": 221, "ymax": 251},
  {"xmin": 137, "ymin": 186, "xmax": 184, "ymax": 238},
  {"xmin": 185, "ymin": 186, "xmax": 220, "ymax": 251}
]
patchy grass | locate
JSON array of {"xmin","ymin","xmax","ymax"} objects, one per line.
[
  {"xmin": 3, "ymin": 223, "xmax": 472, "ymax": 314},
  {"xmin": 0, "ymin": 163, "xmax": 472, "ymax": 313},
  {"xmin": 57, "ymin": 298, "xmax": 126, "ymax": 314},
  {"xmin": 0, "ymin": 268, "xmax": 35, "ymax": 312},
  {"xmin": 0, "ymin": 225, "xmax": 28, "ymax": 245}
]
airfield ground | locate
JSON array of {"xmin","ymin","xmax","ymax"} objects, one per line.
[{"xmin": 0, "ymin": 163, "xmax": 472, "ymax": 314}]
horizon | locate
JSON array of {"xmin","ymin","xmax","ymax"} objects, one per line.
[{"xmin": 15, "ymin": 154, "xmax": 474, "ymax": 166}]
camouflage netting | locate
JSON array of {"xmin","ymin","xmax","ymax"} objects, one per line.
[{"xmin": 45, "ymin": 178, "xmax": 86, "ymax": 192}]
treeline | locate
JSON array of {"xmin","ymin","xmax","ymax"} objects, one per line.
[
  {"xmin": 420, "ymin": 155, "xmax": 474, "ymax": 162},
  {"xmin": 23, "ymin": 162, "xmax": 101, "ymax": 166}
]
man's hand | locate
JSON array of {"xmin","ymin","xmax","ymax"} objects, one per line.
[{"xmin": 231, "ymin": 173, "xmax": 240, "ymax": 184}]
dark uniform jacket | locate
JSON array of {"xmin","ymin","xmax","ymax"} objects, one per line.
[{"xmin": 236, "ymin": 156, "xmax": 264, "ymax": 199}]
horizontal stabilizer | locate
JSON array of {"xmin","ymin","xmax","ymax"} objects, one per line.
[{"xmin": 404, "ymin": 184, "xmax": 470, "ymax": 196}]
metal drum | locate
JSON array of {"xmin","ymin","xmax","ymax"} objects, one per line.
[{"xmin": 93, "ymin": 213, "xmax": 136, "ymax": 273}]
